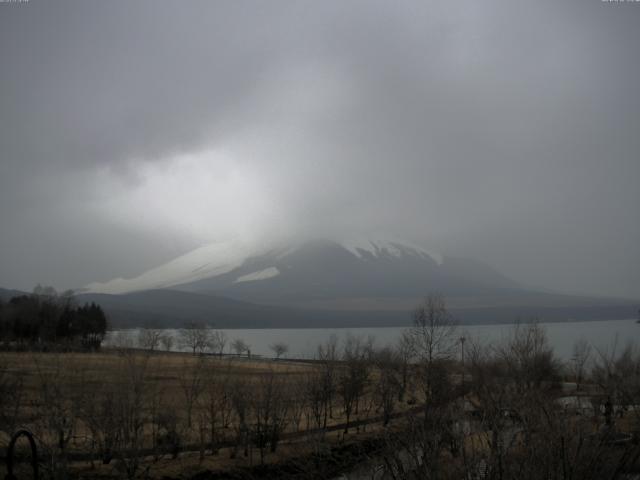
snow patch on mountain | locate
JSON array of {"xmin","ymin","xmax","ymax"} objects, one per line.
[
  {"xmin": 84, "ymin": 240, "xmax": 252, "ymax": 294},
  {"xmin": 234, "ymin": 267, "xmax": 280, "ymax": 284},
  {"xmin": 340, "ymin": 237, "xmax": 443, "ymax": 264}
]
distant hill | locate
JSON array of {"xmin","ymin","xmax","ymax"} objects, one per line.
[
  {"xmin": 76, "ymin": 289, "xmax": 408, "ymax": 329},
  {"xmin": 2, "ymin": 286, "xmax": 637, "ymax": 329},
  {"xmin": 76, "ymin": 289, "xmax": 638, "ymax": 330},
  {"xmin": 0, "ymin": 287, "xmax": 27, "ymax": 301}
]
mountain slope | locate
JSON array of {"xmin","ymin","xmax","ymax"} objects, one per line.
[
  {"xmin": 79, "ymin": 237, "xmax": 638, "ymax": 327},
  {"xmin": 83, "ymin": 240, "xmax": 254, "ymax": 294},
  {"xmin": 85, "ymin": 237, "xmax": 521, "ymax": 304}
]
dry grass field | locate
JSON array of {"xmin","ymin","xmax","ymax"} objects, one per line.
[
  {"xmin": 0, "ymin": 348, "xmax": 407, "ymax": 479},
  {"xmin": 2, "ymin": 322, "xmax": 639, "ymax": 479},
  {"xmin": 0, "ymin": 349, "xmax": 314, "ymax": 415}
]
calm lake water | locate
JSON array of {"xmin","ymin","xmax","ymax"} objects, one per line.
[{"xmin": 106, "ymin": 319, "xmax": 639, "ymax": 360}]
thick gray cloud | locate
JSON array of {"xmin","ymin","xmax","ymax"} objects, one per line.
[{"xmin": 0, "ymin": 0, "xmax": 638, "ymax": 298}]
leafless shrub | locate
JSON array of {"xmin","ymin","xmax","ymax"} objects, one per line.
[{"xmin": 270, "ymin": 341, "xmax": 289, "ymax": 360}]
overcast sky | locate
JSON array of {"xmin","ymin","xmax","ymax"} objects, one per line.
[{"xmin": 1, "ymin": 0, "xmax": 638, "ymax": 298}]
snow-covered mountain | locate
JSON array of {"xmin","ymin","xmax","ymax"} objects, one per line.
[
  {"xmin": 76, "ymin": 237, "xmax": 640, "ymax": 327},
  {"xmin": 84, "ymin": 237, "xmax": 521, "ymax": 308}
]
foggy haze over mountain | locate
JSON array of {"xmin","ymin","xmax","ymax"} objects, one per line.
[{"xmin": 1, "ymin": 0, "xmax": 639, "ymax": 299}]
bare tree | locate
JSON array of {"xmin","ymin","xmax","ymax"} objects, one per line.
[
  {"xmin": 160, "ymin": 333, "xmax": 174, "ymax": 352},
  {"xmin": 466, "ymin": 340, "xmax": 517, "ymax": 479},
  {"xmin": 288, "ymin": 374, "xmax": 308, "ymax": 433},
  {"xmin": 153, "ymin": 407, "xmax": 181, "ymax": 460},
  {"xmin": 200, "ymin": 361, "xmax": 234, "ymax": 455},
  {"xmin": 179, "ymin": 357, "xmax": 206, "ymax": 428},
  {"xmin": 250, "ymin": 368, "xmax": 289, "ymax": 463},
  {"xmin": 229, "ymin": 376, "xmax": 251, "ymax": 459},
  {"xmin": 409, "ymin": 294, "xmax": 457, "ymax": 422},
  {"xmin": 146, "ymin": 381, "xmax": 175, "ymax": 460},
  {"xmin": 593, "ymin": 341, "xmax": 640, "ymax": 425},
  {"xmin": 112, "ymin": 330, "xmax": 135, "ymax": 349},
  {"xmin": 231, "ymin": 338, "xmax": 249, "ymax": 357},
  {"xmin": 31, "ymin": 354, "xmax": 79, "ymax": 478},
  {"xmin": 179, "ymin": 322, "xmax": 211, "ymax": 355},
  {"xmin": 210, "ymin": 330, "xmax": 227, "ymax": 356},
  {"xmin": 496, "ymin": 322, "xmax": 560, "ymax": 393},
  {"xmin": 138, "ymin": 328, "xmax": 162, "ymax": 351},
  {"xmin": 269, "ymin": 341, "xmax": 289, "ymax": 360},
  {"xmin": 304, "ymin": 371, "xmax": 328, "ymax": 434},
  {"xmin": 76, "ymin": 374, "xmax": 121, "ymax": 466},
  {"xmin": 395, "ymin": 330, "xmax": 414, "ymax": 402},
  {"xmin": 466, "ymin": 332, "xmax": 640, "ymax": 480},
  {"xmin": 373, "ymin": 347, "xmax": 400, "ymax": 426},
  {"xmin": 316, "ymin": 335, "xmax": 339, "ymax": 426},
  {"xmin": 410, "ymin": 294, "xmax": 457, "ymax": 364},
  {"xmin": 569, "ymin": 337, "xmax": 592, "ymax": 390},
  {"xmin": 338, "ymin": 335, "xmax": 370, "ymax": 433},
  {"xmin": 115, "ymin": 350, "xmax": 153, "ymax": 479},
  {"xmin": 0, "ymin": 355, "xmax": 25, "ymax": 437}
]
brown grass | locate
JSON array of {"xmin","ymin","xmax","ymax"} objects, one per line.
[{"xmin": 0, "ymin": 349, "xmax": 399, "ymax": 479}]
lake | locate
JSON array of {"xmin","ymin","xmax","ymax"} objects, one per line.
[{"xmin": 105, "ymin": 318, "xmax": 639, "ymax": 361}]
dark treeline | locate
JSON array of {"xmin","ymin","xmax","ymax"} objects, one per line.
[{"xmin": 0, "ymin": 285, "xmax": 107, "ymax": 350}]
